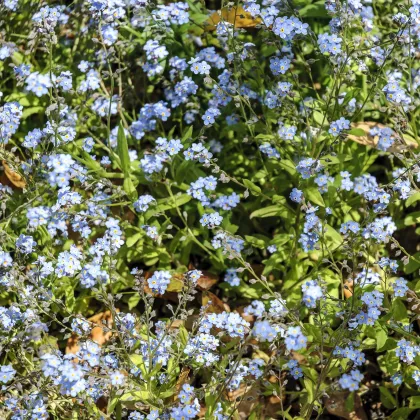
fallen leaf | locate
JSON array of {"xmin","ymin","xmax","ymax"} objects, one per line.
[
  {"xmin": 407, "ymin": 290, "xmax": 420, "ymax": 314},
  {"xmin": 187, "ymin": 264, "xmax": 219, "ymax": 291},
  {"xmin": 172, "ymin": 367, "xmax": 191, "ymax": 403},
  {"xmin": 343, "ymin": 280, "xmax": 354, "ymax": 299},
  {"xmin": 197, "ymin": 271, "xmax": 219, "ymax": 291},
  {"xmin": 202, "ymin": 291, "xmax": 230, "ymax": 313},
  {"xmin": 263, "ymin": 395, "xmax": 286, "ymax": 418},
  {"xmin": 2, "ymin": 160, "xmax": 26, "ymax": 188},
  {"xmin": 206, "ymin": 7, "xmax": 261, "ymax": 31},
  {"xmin": 227, "ymin": 385, "xmax": 260, "ymax": 419},
  {"xmin": 143, "ymin": 271, "xmax": 183, "ymax": 296},
  {"xmin": 198, "ymin": 406, "xmax": 207, "ymax": 417},
  {"xmin": 291, "ymin": 351, "xmax": 306, "ymax": 364},
  {"xmin": 66, "ymin": 310, "xmax": 115, "ymax": 354},
  {"xmin": 324, "ymin": 391, "xmax": 368, "ymax": 420},
  {"xmin": 167, "ymin": 273, "xmax": 184, "ymax": 292},
  {"xmin": 237, "ymin": 306, "xmax": 255, "ymax": 323},
  {"xmin": 347, "ymin": 122, "xmax": 417, "ymax": 153}
]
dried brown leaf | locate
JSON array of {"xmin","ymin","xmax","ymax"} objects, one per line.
[
  {"xmin": 348, "ymin": 122, "xmax": 417, "ymax": 153},
  {"xmin": 66, "ymin": 310, "xmax": 115, "ymax": 354},
  {"xmin": 197, "ymin": 271, "xmax": 219, "ymax": 291},
  {"xmin": 2, "ymin": 160, "xmax": 26, "ymax": 188},
  {"xmin": 206, "ymin": 7, "xmax": 261, "ymax": 31},
  {"xmin": 324, "ymin": 391, "xmax": 367, "ymax": 420},
  {"xmin": 202, "ymin": 291, "xmax": 230, "ymax": 313}
]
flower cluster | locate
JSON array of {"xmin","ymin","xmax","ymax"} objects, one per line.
[{"xmin": 1, "ymin": 0, "xmax": 420, "ymax": 417}]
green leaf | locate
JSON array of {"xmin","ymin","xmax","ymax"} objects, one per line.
[
  {"xmin": 379, "ymin": 386, "xmax": 396, "ymax": 409},
  {"xmin": 378, "ymin": 338, "xmax": 397, "ymax": 352},
  {"xmin": 303, "ymin": 323, "xmax": 322, "ymax": 343},
  {"xmin": 344, "ymin": 392, "xmax": 355, "ymax": 413},
  {"xmin": 392, "ymin": 298, "xmax": 407, "ymax": 321},
  {"xmin": 166, "ymin": 275, "xmax": 184, "ymax": 292},
  {"xmin": 278, "ymin": 159, "xmax": 297, "ymax": 175},
  {"xmin": 348, "ymin": 128, "xmax": 367, "ymax": 136},
  {"xmin": 190, "ymin": 12, "xmax": 211, "ymax": 24},
  {"xmin": 406, "ymin": 192, "xmax": 420, "ymax": 207},
  {"xmin": 123, "ymin": 178, "xmax": 137, "ymax": 200},
  {"xmin": 115, "ymin": 402, "xmax": 122, "ymax": 420},
  {"xmin": 392, "ymin": 408, "xmax": 416, "ymax": 419},
  {"xmin": 117, "ymin": 123, "xmax": 131, "ymax": 177},
  {"xmin": 376, "ymin": 328, "xmax": 388, "ymax": 351},
  {"xmin": 181, "ymin": 125, "xmax": 193, "ymax": 142},
  {"xmin": 129, "ymin": 354, "xmax": 148, "ymax": 378},
  {"xmin": 378, "ymin": 351, "xmax": 400, "ymax": 375},
  {"xmin": 175, "ymin": 160, "xmax": 194, "ymax": 184},
  {"xmin": 178, "ymin": 325, "xmax": 189, "ymax": 346},
  {"xmin": 243, "ymin": 179, "xmax": 262, "ymax": 194},
  {"xmin": 127, "ymin": 293, "xmax": 141, "ymax": 310},
  {"xmin": 78, "ymin": 150, "xmax": 102, "ymax": 171},
  {"xmin": 305, "ymin": 186, "xmax": 325, "ymax": 207},
  {"xmin": 404, "ymin": 211, "xmax": 420, "ymax": 226},
  {"xmin": 22, "ymin": 106, "xmax": 44, "ymax": 119},
  {"xmin": 126, "ymin": 232, "xmax": 142, "ymax": 248},
  {"xmin": 303, "ymin": 378, "xmax": 314, "ymax": 404},
  {"xmin": 299, "ymin": 2, "xmax": 329, "ymax": 18},
  {"xmin": 117, "ymin": 123, "xmax": 137, "ymax": 200},
  {"xmin": 151, "ymin": 193, "xmax": 192, "ymax": 214},
  {"xmin": 236, "ymin": 284, "xmax": 261, "ymax": 299},
  {"xmin": 245, "ymin": 235, "xmax": 268, "ymax": 249},
  {"xmin": 255, "ymin": 133, "xmax": 275, "ymax": 141},
  {"xmin": 312, "ymin": 110, "xmax": 324, "ymax": 126},
  {"xmin": 108, "ymin": 395, "xmax": 119, "ymax": 414},
  {"xmin": 409, "ymin": 395, "xmax": 420, "ymax": 407},
  {"xmin": 250, "ymin": 205, "xmax": 288, "ymax": 219},
  {"xmin": 404, "ymin": 252, "xmax": 420, "ymax": 274},
  {"xmin": 324, "ymin": 225, "xmax": 342, "ymax": 250},
  {"xmin": 120, "ymin": 390, "xmax": 151, "ymax": 405}
]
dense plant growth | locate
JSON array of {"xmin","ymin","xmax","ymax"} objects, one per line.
[{"xmin": 2, "ymin": 0, "xmax": 420, "ymax": 418}]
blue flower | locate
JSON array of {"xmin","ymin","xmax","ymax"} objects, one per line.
[
  {"xmin": 270, "ymin": 56, "xmax": 291, "ymax": 75},
  {"xmin": 148, "ymin": 270, "xmax": 172, "ymax": 294},
  {"xmin": 110, "ymin": 370, "xmax": 125, "ymax": 386},
  {"xmin": 0, "ymin": 102, "xmax": 23, "ymax": 144},
  {"xmin": 383, "ymin": 81, "xmax": 411, "ymax": 105},
  {"xmin": 4, "ymin": 0, "xmax": 18, "ymax": 10},
  {"xmin": 393, "ymin": 277, "xmax": 409, "ymax": 297},
  {"xmin": 200, "ymin": 212, "xmax": 223, "ymax": 228},
  {"xmin": 318, "ymin": 33, "xmax": 342, "ymax": 55},
  {"xmin": 0, "ymin": 364, "xmax": 16, "ymax": 384},
  {"xmin": 244, "ymin": 300, "xmax": 265, "ymax": 317},
  {"xmin": 16, "ymin": 234, "xmax": 37, "ymax": 254},
  {"xmin": 301, "ymin": 280, "xmax": 323, "ymax": 308},
  {"xmin": 285, "ymin": 326, "xmax": 307, "ymax": 351},
  {"xmin": 14, "ymin": 63, "xmax": 31, "ymax": 78},
  {"xmin": 413, "ymin": 370, "xmax": 420, "ymax": 386},
  {"xmin": 290, "ymin": 188, "xmax": 303, "ymax": 203},
  {"xmin": 134, "ymin": 195, "xmax": 156, "ymax": 212},
  {"xmin": 259, "ymin": 143, "xmax": 280, "ymax": 158},
  {"xmin": 190, "ymin": 58, "xmax": 211, "ymax": 75},
  {"xmin": 101, "ymin": 24, "xmax": 118, "ymax": 45},
  {"xmin": 0, "ymin": 251, "xmax": 13, "ymax": 268},
  {"xmin": 202, "ymin": 108, "xmax": 221, "ymax": 125},
  {"xmin": 56, "ymin": 71, "xmax": 72, "ymax": 91},
  {"xmin": 391, "ymin": 373, "xmax": 403, "ymax": 386},
  {"xmin": 224, "ymin": 268, "xmax": 240, "ymax": 286},
  {"xmin": 339, "ymin": 370, "xmax": 363, "ymax": 391},
  {"xmin": 187, "ymin": 270, "xmax": 202, "ymax": 284},
  {"xmin": 249, "ymin": 358, "xmax": 265, "ymax": 378},
  {"xmin": 340, "ymin": 221, "xmax": 360, "ymax": 234},
  {"xmin": 329, "ymin": 117, "xmax": 350, "ymax": 137},
  {"xmin": 278, "ymin": 125, "xmax": 297, "ymax": 140}
]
